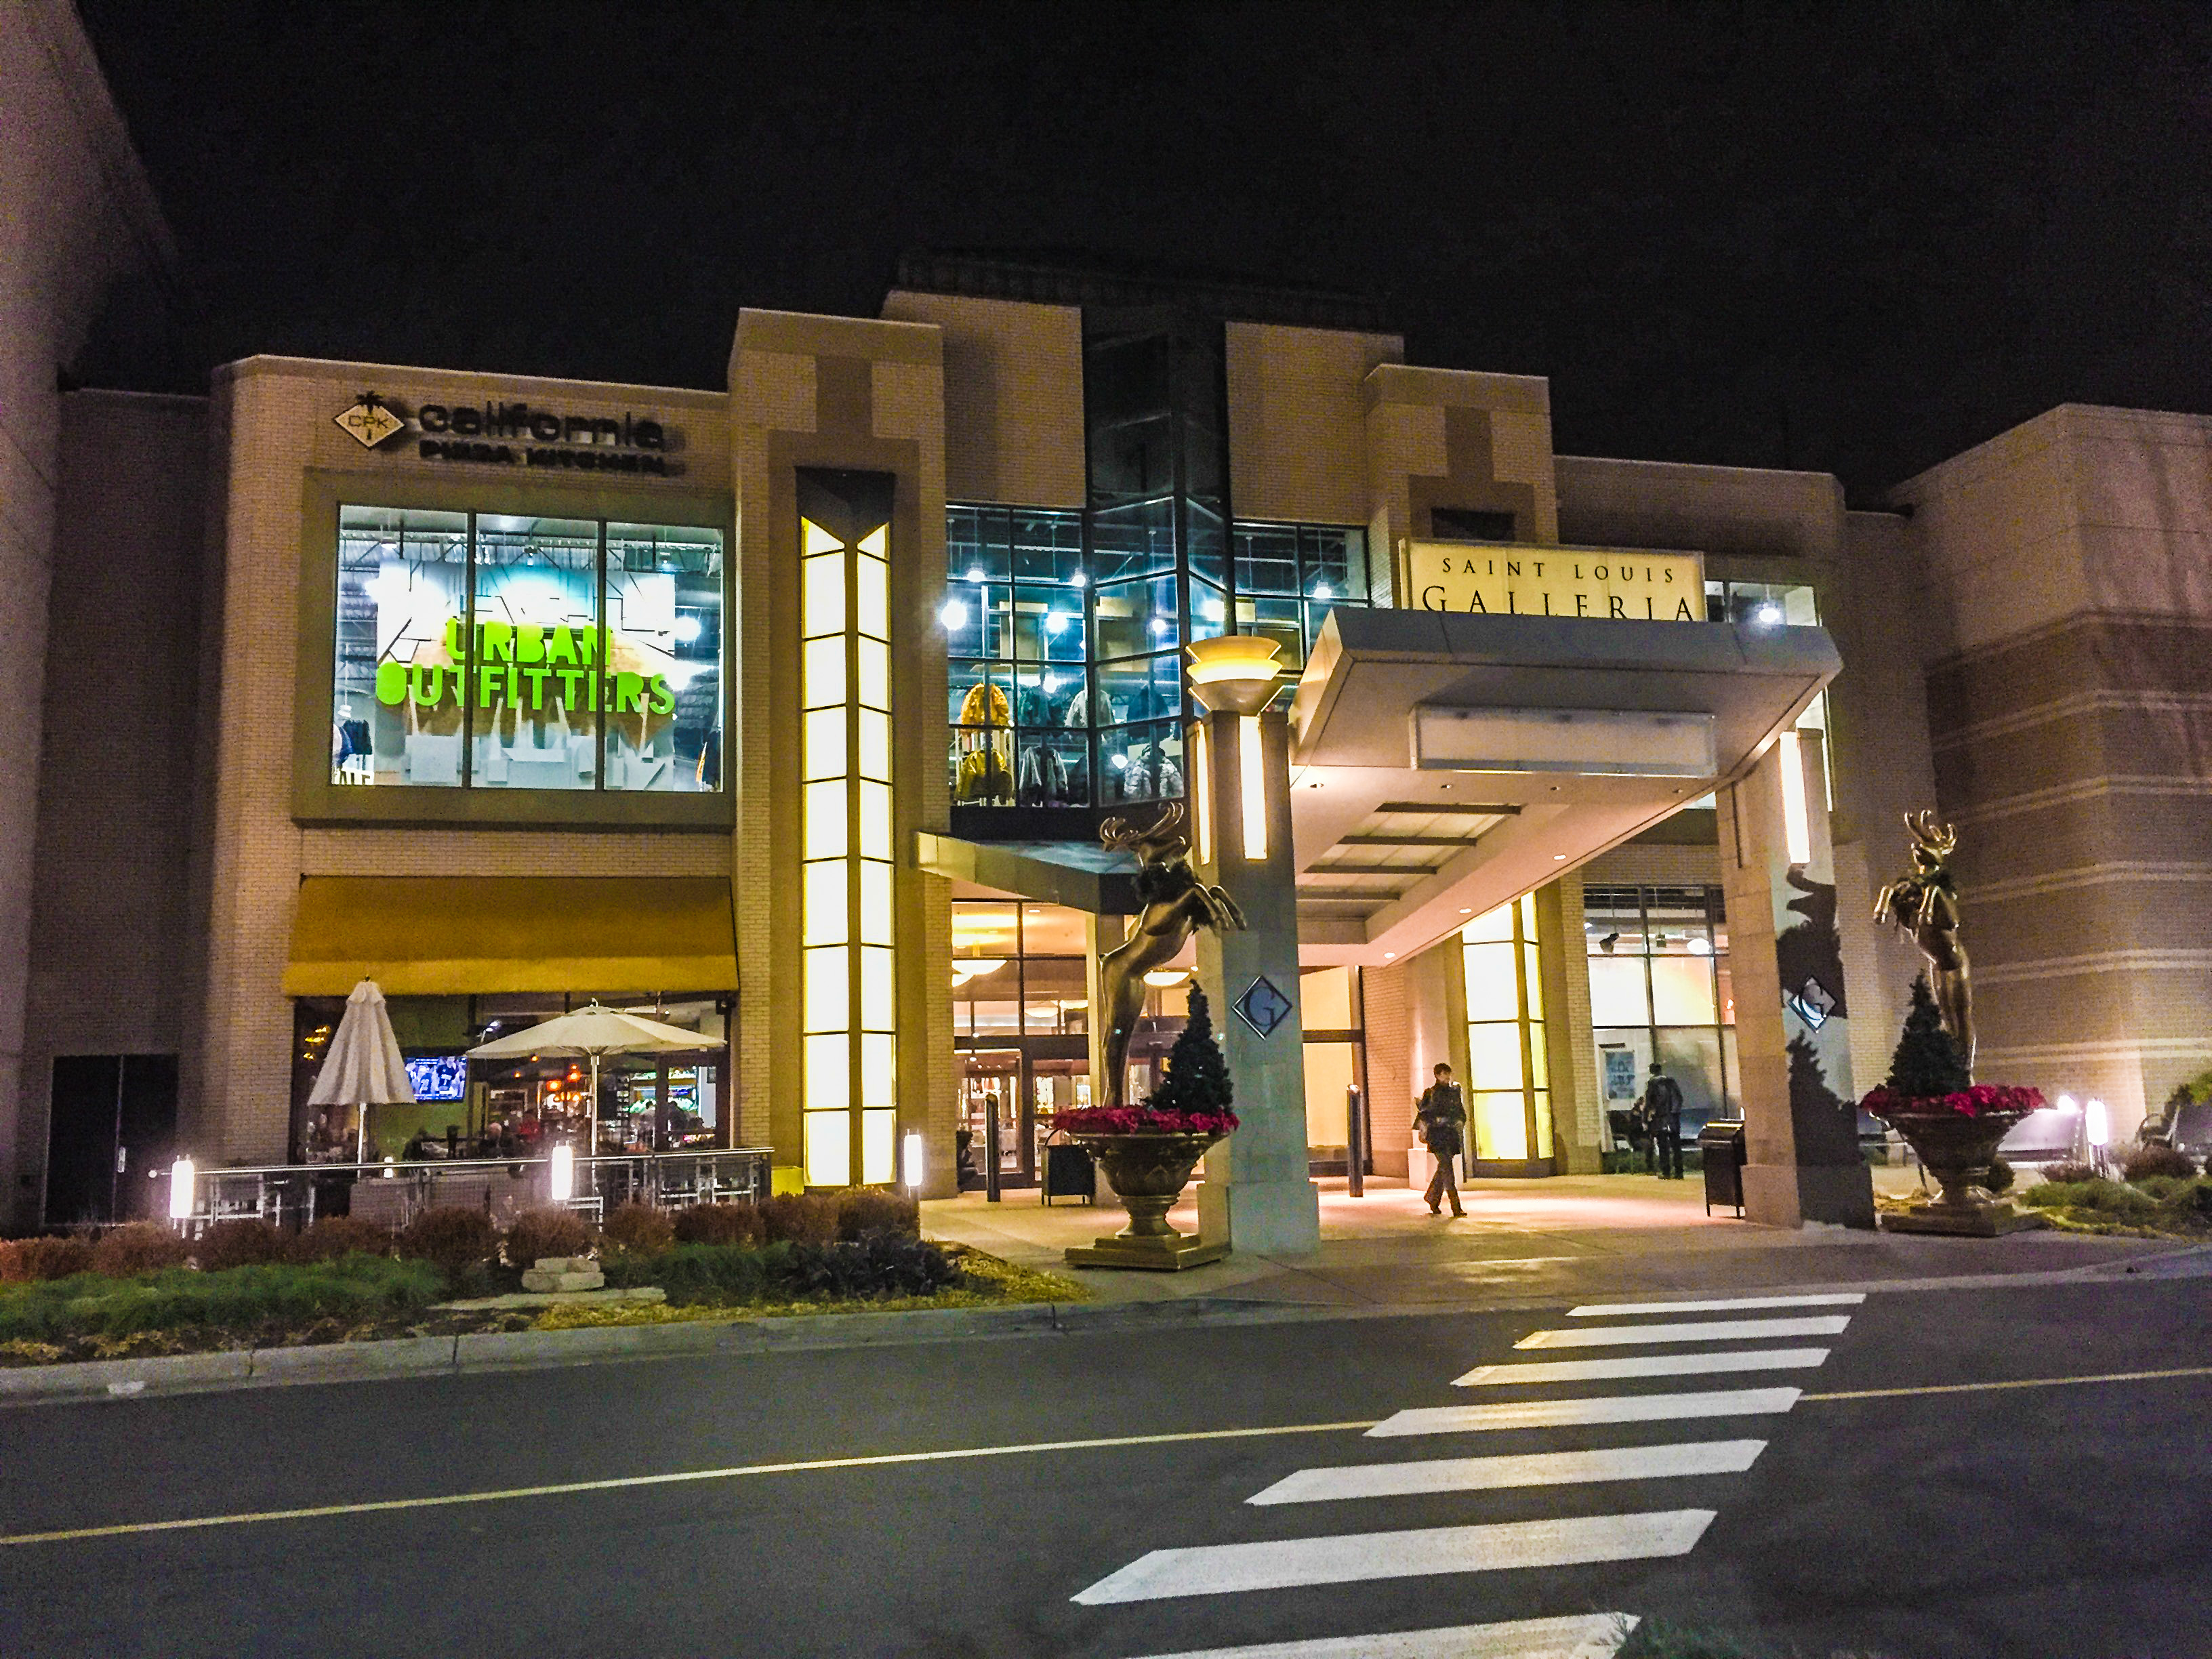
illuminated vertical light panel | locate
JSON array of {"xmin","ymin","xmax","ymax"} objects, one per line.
[
  {"xmin": 1191, "ymin": 720, "xmax": 1214, "ymax": 866},
  {"xmin": 1238, "ymin": 713, "xmax": 1267, "ymax": 861},
  {"xmin": 1462, "ymin": 896, "xmax": 1552, "ymax": 1164},
  {"xmin": 1777, "ymin": 731, "xmax": 1812, "ymax": 867},
  {"xmin": 799, "ymin": 510, "xmax": 898, "ymax": 1188}
]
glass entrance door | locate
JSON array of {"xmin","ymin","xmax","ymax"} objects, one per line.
[{"xmin": 958, "ymin": 1049, "xmax": 1025, "ymax": 1189}]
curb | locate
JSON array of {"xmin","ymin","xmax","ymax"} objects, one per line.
[{"xmin": 4, "ymin": 1240, "xmax": 2205, "ymax": 1407}]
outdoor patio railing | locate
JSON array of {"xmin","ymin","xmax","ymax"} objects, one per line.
[{"xmin": 171, "ymin": 1147, "xmax": 775, "ymax": 1233}]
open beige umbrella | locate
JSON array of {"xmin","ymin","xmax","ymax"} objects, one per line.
[
  {"xmin": 466, "ymin": 1004, "xmax": 708, "ymax": 1153},
  {"xmin": 308, "ymin": 978, "xmax": 417, "ymax": 1162}
]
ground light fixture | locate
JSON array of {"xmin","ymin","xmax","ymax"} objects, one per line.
[
  {"xmin": 167, "ymin": 1156, "xmax": 194, "ymax": 1221},
  {"xmin": 903, "ymin": 1131, "xmax": 924, "ymax": 1193},
  {"xmin": 550, "ymin": 1142, "xmax": 575, "ymax": 1202},
  {"xmin": 2085, "ymin": 1099, "xmax": 2111, "ymax": 1153}
]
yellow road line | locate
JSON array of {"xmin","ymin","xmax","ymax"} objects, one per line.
[
  {"xmin": 0, "ymin": 1418, "xmax": 1384, "ymax": 1548},
  {"xmin": 1804, "ymin": 1364, "xmax": 2212, "ymax": 1403}
]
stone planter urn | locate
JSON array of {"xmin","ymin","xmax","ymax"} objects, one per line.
[
  {"xmin": 1063, "ymin": 1132, "xmax": 1229, "ymax": 1271},
  {"xmin": 1880, "ymin": 1107, "xmax": 2045, "ymax": 1236}
]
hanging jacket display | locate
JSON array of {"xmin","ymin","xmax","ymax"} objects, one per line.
[{"xmin": 954, "ymin": 681, "xmax": 1015, "ymax": 804}]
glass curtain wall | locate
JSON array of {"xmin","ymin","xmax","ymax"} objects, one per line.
[
  {"xmin": 1460, "ymin": 897, "xmax": 1553, "ymax": 1164},
  {"xmin": 1229, "ymin": 522, "xmax": 1371, "ymax": 682},
  {"xmin": 334, "ymin": 505, "xmax": 722, "ymax": 792},
  {"xmin": 945, "ymin": 507, "xmax": 1089, "ymax": 807},
  {"xmin": 1585, "ymin": 884, "xmax": 1736, "ymax": 1140}
]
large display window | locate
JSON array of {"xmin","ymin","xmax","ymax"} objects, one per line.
[{"xmin": 333, "ymin": 504, "xmax": 724, "ymax": 794}]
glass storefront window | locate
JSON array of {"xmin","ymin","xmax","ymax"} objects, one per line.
[
  {"xmin": 1584, "ymin": 884, "xmax": 1734, "ymax": 1141},
  {"xmin": 335, "ymin": 504, "xmax": 723, "ymax": 793},
  {"xmin": 471, "ymin": 516, "xmax": 598, "ymax": 792},
  {"xmin": 1461, "ymin": 894, "xmax": 1550, "ymax": 1163},
  {"xmin": 947, "ymin": 504, "xmax": 1090, "ymax": 808},
  {"xmin": 335, "ymin": 506, "xmax": 469, "ymax": 786},
  {"xmin": 607, "ymin": 523, "xmax": 724, "ymax": 792}
]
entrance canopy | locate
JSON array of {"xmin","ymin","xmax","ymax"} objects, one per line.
[
  {"xmin": 1288, "ymin": 608, "xmax": 1838, "ymax": 964},
  {"xmin": 283, "ymin": 876, "xmax": 737, "ymax": 996}
]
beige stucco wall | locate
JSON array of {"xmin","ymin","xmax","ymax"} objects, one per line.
[
  {"xmin": 0, "ymin": 0, "xmax": 178, "ymax": 1225},
  {"xmin": 879, "ymin": 290, "xmax": 1083, "ymax": 510},
  {"xmin": 189, "ymin": 359, "xmax": 731, "ymax": 1164},
  {"xmin": 1894, "ymin": 404, "xmax": 2212, "ymax": 1132},
  {"xmin": 1225, "ymin": 322, "xmax": 1401, "ymax": 526}
]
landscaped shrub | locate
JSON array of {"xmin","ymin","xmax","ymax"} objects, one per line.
[
  {"xmin": 0, "ymin": 1256, "xmax": 444, "ymax": 1344},
  {"xmin": 784, "ymin": 1233, "xmax": 958, "ymax": 1299},
  {"xmin": 2043, "ymin": 1160, "xmax": 2098, "ymax": 1185},
  {"xmin": 2121, "ymin": 1143, "xmax": 2200, "ymax": 1182},
  {"xmin": 1982, "ymin": 1156, "xmax": 2015, "ymax": 1195},
  {"xmin": 396, "ymin": 1206, "xmax": 500, "ymax": 1278},
  {"xmin": 760, "ymin": 1192, "xmax": 840, "ymax": 1245},
  {"xmin": 600, "ymin": 1201, "xmax": 675, "ymax": 1254},
  {"xmin": 291, "ymin": 1214, "xmax": 392, "ymax": 1263},
  {"xmin": 0, "ymin": 1235, "xmax": 95, "ymax": 1284},
  {"xmin": 619, "ymin": 1241, "xmax": 789, "ymax": 1304},
  {"xmin": 2133, "ymin": 1174, "xmax": 2197, "ymax": 1204},
  {"xmin": 836, "ymin": 1187, "xmax": 920, "ymax": 1241},
  {"xmin": 504, "ymin": 1206, "xmax": 592, "ymax": 1267},
  {"xmin": 192, "ymin": 1218, "xmax": 288, "ymax": 1272},
  {"xmin": 89, "ymin": 1223, "xmax": 189, "ymax": 1277},
  {"xmin": 671, "ymin": 1202, "xmax": 764, "ymax": 1247}
]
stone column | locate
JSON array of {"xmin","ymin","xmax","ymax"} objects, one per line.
[
  {"xmin": 1717, "ymin": 731, "xmax": 1875, "ymax": 1228},
  {"xmin": 1189, "ymin": 703, "xmax": 1322, "ymax": 1254}
]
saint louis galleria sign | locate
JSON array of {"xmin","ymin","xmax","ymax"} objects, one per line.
[{"xmin": 1408, "ymin": 540, "xmax": 1705, "ymax": 621}]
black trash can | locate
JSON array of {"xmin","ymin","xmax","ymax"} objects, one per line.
[
  {"xmin": 1042, "ymin": 1140, "xmax": 1095, "ymax": 1206},
  {"xmin": 1698, "ymin": 1120, "xmax": 1747, "ymax": 1217}
]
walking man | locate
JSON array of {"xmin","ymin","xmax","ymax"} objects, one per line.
[
  {"xmin": 1643, "ymin": 1061, "xmax": 1685, "ymax": 1179},
  {"xmin": 1416, "ymin": 1062, "xmax": 1467, "ymax": 1216}
]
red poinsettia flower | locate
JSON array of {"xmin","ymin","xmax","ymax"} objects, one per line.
[
  {"xmin": 1050, "ymin": 1105, "xmax": 1240, "ymax": 1136},
  {"xmin": 1859, "ymin": 1083, "xmax": 2045, "ymax": 1121}
]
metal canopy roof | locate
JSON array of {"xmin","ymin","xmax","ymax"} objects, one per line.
[{"xmin": 1287, "ymin": 607, "xmax": 1839, "ymax": 965}]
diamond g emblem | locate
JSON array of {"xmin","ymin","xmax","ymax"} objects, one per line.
[
  {"xmin": 334, "ymin": 392, "xmax": 405, "ymax": 450},
  {"xmin": 1235, "ymin": 975, "xmax": 1294, "ymax": 1039}
]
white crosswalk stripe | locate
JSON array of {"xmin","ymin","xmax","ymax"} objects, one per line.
[
  {"xmin": 1248, "ymin": 1439, "xmax": 1765, "ymax": 1504},
  {"xmin": 1568, "ymin": 1293, "xmax": 1864, "ymax": 1317},
  {"xmin": 1516, "ymin": 1315, "xmax": 1851, "ymax": 1349},
  {"xmin": 1121, "ymin": 1610, "xmax": 1639, "ymax": 1658},
  {"xmin": 1369, "ymin": 1387, "xmax": 1802, "ymax": 1437},
  {"xmin": 1072, "ymin": 1511, "xmax": 1715, "ymax": 1604},
  {"xmin": 1456, "ymin": 1347, "xmax": 1830, "ymax": 1387}
]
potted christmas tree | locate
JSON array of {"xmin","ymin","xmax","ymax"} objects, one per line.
[
  {"xmin": 1862, "ymin": 975, "xmax": 2045, "ymax": 1235},
  {"xmin": 1054, "ymin": 987, "xmax": 1237, "ymax": 1270}
]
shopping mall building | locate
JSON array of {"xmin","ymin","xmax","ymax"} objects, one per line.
[{"xmin": 10, "ymin": 0, "xmax": 2212, "ymax": 1230}]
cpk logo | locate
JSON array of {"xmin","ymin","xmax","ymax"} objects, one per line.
[{"xmin": 334, "ymin": 392, "xmax": 405, "ymax": 449}]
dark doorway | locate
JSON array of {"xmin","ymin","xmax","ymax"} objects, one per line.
[{"xmin": 45, "ymin": 1054, "xmax": 179, "ymax": 1226}]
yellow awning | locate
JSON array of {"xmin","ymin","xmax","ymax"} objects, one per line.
[{"xmin": 283, "ymin": 876, "xmax": 737, "ymax": 997}]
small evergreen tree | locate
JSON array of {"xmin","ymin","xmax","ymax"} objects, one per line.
[
  {"xmin": 1885, "ymin": 973, "xmax": 1971, "ymax": 1098},
  {"xmin": 1149, "ymin": 986, "xmax": 1236, "ymax": 1118}
]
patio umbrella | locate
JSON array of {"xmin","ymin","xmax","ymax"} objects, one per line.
[
  {"xmin": 307, "ymin": 978, "xmax": 417, "ymax": 1162},
  {"xmin": 466, "ymin": 1004, "xmax": 708, "ymax": 1153}
]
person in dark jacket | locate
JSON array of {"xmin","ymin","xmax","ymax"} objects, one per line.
[
  {"xmin": 1643, "ymin": 1061, "xmax": 1685, "ymax": 1179},
  {"xmin": 1415, "ymin": 1062, "xmax": 1467, "ymax": 1216}
]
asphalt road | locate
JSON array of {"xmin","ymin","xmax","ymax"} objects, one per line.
[{"xmin": 2, "ymin": 1276, "xmax": 2208, "ymax": 1659}]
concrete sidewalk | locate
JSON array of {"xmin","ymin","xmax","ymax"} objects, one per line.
[{"xmin": 924, "ymin": 1167, "xmax": 2188, "ymax": 1309}]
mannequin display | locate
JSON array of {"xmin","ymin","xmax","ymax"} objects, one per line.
[{"xmin": 954, "ymin": 680, "xmax": 1015, "ymax": 804}]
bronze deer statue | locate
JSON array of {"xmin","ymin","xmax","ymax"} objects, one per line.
[
  {"xmin": 1875, "ymin": 809, "xmax": 1975, "ymax": 1072},
  {"xmin": 1096, "ymin": 802, "xmax": 1247, "ymax": 1108}
]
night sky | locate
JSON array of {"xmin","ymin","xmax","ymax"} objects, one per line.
[{"xmin": 78, "ymin": 1, "xmax": 2212, "ymax": 499}]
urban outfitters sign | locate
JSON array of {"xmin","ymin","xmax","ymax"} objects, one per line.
[{"xmin": 1408, "ymin": 541, "xmax": 1704, "ymax": 621}]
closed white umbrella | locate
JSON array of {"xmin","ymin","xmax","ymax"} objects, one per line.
[
  {"xmin": 308, "ymin": 979, "xmax": 417, "ymax": 1162},
  {"xmin": 466, "ymin": 1004, "xmax": 708, "ymax": 1154}
]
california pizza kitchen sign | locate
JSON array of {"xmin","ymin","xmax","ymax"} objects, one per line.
[
  {"xmin": 1408, "ymin": 540, "xmax": 1704, "ymax": 621},
  {"xmin": 333, "ymin": 392, "xmax": 682, "ymax": 476}
]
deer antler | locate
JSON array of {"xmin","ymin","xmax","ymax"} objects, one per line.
[
  {"xmin": 1098, "ymin": 801, "xmax": 1187, "ymax": 858},
  {"xmin": 1905, "ymin": 810, "xmax": 1956, "ymax": 857}
]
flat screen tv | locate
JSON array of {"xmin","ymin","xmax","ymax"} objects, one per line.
[{"xmin": 405, "ymin": 1054, "xmax": 468, "ymax": 1102}]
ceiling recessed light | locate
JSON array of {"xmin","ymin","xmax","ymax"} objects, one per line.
[
  {"xmin": 1458, "ymin": 907, "xmax": 1473, "ymax": 914},
  {"xmin": 1383, "ymin": 951, "xmax": 1396, "ymax": 960},
  {"xmin": 1553, "ymin": 853, "xmax": 1567, "ymax": 860}
]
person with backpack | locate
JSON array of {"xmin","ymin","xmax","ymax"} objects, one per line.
[{"xmin": 1643, "ymin": 1061, "xmax": 1685, "ymax": 1179}]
